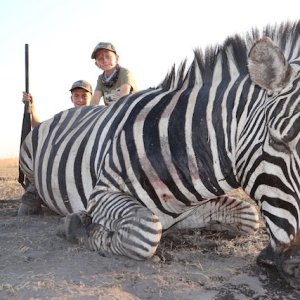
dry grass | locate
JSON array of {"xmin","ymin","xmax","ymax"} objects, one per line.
[
  {"xmin": 0, "ymin": 158, "xmax": 23, "ymax": 203},
  {"xmin": 1, "ymin": 158, "xmax": 297, "ymax": 299},
  {"xmin": 0, "ymin": 157, "xmax": 19, "ymax": 167},
  {"xmin": 0, "ymin": 158, "xmax": 19, "ymax": 181}
]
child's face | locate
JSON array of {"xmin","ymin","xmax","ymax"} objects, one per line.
[
  {"xmin": 95, "ymin": 49, "xmax": 118, "ymax": 72},
  {"xmin": 71, "ymin": 88, "xmax": 92, "ymax": 107}
]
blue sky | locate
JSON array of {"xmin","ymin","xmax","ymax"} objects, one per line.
[{"xmin": 0, "ymin": 0, "xmax": 299, "ymax": 158}]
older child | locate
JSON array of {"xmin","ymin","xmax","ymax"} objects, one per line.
[
  {"xmin": 22, "ymin": 80, "xmax": 93, "ymax": 128},
  {"xmin": 90, "ymin": 42, "xmax": 138, "ymax": 106}
]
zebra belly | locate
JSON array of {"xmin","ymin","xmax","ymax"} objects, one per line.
[{"xmin": 34, "ymin": 151, "xmax": 94, "ymax": 216}]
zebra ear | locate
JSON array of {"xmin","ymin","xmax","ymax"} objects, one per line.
[{"xmin": 248, "ymin": 36, "xmax": 292, "ymax": 93}]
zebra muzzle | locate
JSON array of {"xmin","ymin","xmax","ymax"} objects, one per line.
[{"xmin": 276, "ymin": 241, "xmax": 300, "ymax": 289}]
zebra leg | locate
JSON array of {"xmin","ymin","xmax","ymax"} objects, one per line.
[
  {"xmin": 59, "ymin": 191, "xmax": 163, "ymax": 260},
  {"xmin": 18, "ymin": 181, "xmax": 43, "ymax": 216},
  {"xmin": 173, "ymin": 196, "xmax": 259, "ymax": 235}
]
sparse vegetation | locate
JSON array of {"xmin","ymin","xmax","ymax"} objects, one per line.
[
  {"xmin": 0, "ymin": 158, "xmax": 297, "ymax": 299},
  {"xmin": 0, "ymin": 157, "xmax": 19, "ymax": 181}
]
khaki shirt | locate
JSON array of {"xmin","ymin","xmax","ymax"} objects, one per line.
[{"xmin": 95, "ymin": 66, "xmax": 138, "ymax": 106}]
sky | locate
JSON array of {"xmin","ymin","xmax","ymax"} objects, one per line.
[{"xmin": 0, "ymin": 0, "xmax": 299, "ymax": 158}]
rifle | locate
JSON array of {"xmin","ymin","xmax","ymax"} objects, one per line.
[{"xmin": 18, "ymin": 44, "xmax": 31, "ymax": 188}]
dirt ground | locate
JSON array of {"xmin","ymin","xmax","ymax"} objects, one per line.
[{"xmin": 1, "ymin": 159, "xmax": 300, "ymax": 299}]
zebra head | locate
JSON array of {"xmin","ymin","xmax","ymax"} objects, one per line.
[{"xmin": 248, "ymin": 33, "xmax": 300, "ymax": 288}]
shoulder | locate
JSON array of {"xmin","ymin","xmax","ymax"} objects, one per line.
[
  {"xmin": 118, "ymin": 66, "xmax": 129, "ymax": 74},
  {"xmin": 97, "ymin": 73, "xmax": 104, "ymax": 80},
  {"xmin": 117, "ymin": 66, "xmax": 138, "ymax": 92}
]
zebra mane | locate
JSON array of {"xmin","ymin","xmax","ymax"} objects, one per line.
[{"xmin": 159, "ymin": 20, "xmax": 300, "ymax": 91}]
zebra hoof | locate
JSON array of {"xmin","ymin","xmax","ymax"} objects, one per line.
[
  {"xmin": 18, "ymin": 203, "xmax": 43, "ymax": 216},
  {"xmin": 78, "ymin": 210, "xmax": 92, "ymax": 226},
  {"xmin": 18, "ymin": 189, "xmax": 43, "ymax": 216},
  {"xmin": 64, "ymin": 213, "xmax": 86, "ymax": 244}
]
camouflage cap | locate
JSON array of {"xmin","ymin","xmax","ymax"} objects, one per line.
[
  {"xmin": 69, "ymin": 80, "xmax": 92, "ymax": 94},
  {"xmin": 91, "ymin": 42, "xmax": 117, "ymax": 59}
]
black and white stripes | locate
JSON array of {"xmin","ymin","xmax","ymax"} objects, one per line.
[{"xmin": 19, "ymin": 21, "xmax": 300, "ymax": 263}]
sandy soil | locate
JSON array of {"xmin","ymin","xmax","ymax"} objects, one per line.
[{"xmin": 1, "ymin": 161, "xmax": 300, "ymax": 299}]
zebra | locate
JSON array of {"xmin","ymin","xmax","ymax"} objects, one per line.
[{"xmin": 19, "ymin": 20, "xmax": 300, "ymax": 288}]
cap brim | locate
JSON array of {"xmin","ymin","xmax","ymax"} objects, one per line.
[
  {"xmin": 91, "ymin": 47, "xmax": 116, "ymax": 59},
  {"xmin": 70, "ymin": 87, "xmax": 92, "ymax": 93}
]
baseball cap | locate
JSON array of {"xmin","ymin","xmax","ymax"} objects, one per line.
[
  {"xmin": 91, "ymin": 42, "xmax": 117, "ymax": 59},
  {"xmin": 70, "ymin": 80, "xmax": 92, "ymax": 93}
]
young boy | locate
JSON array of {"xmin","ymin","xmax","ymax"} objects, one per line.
[
  {"xmin": 90, "ymin": 42, "xmax": 138, "ymax": 106},
  {"xmin": 22, "ymin": 80, "xmax": 93, "ymax": 128}
]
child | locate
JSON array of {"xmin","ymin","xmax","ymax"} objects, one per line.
[
  {"xmin": 90, "ymin": 42, "xmax": 138, "ymax": 106},
  {"xmin": 22, "ymin": 80, "xmax": 93, "ymax": 128}
]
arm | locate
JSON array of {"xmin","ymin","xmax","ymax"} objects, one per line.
[
  {"xmin": 22, "ymin": 92, "xmax": 41, "ymax": 128},
  {"xmin": 119, "ymin": 83, "xmax": 131, "ymax": 98},
  {"xmin": 117, "ymin": 68, "xmax": 138, "ymax": 100},
  {"xmin": 90, "ymin": 90, "xmax": 103, "ymax": 106}
]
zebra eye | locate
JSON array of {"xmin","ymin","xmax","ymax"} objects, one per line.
[{"xmin": 269, "ymin": 134, "xmax": 290, "ymax": 153}]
